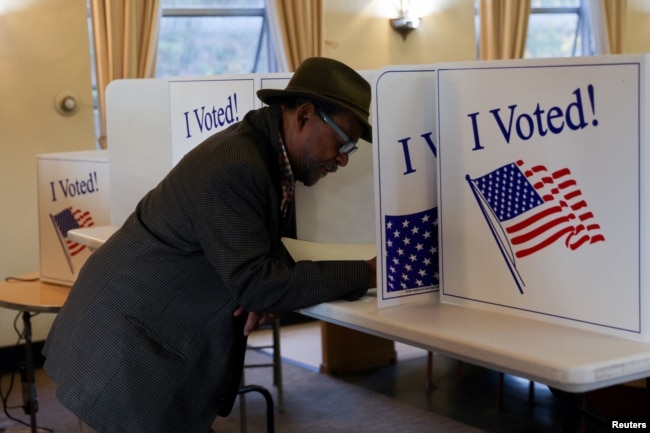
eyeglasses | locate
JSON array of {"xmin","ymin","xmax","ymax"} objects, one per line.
[{"xmin": 316, "ymin": 108, "xmax": 358, "ymax": 155}]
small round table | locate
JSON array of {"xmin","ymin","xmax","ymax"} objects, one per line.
[{"xmin": 0, "ymin": 274, "xmax": 70, "ymax": 433}]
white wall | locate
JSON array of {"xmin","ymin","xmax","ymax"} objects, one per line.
[
  {"xmin": 323, "ymin": 0, "xmax": 477, "ymax": 69},
  {"xmin": 0, "ymin": 0, "xmax": 95, "ymax": 347}
]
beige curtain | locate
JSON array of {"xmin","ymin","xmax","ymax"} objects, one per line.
[
  {"xmin": 267, "ymin": 0, "xmax": 322, "ymax": 71},
  {"xmin": 90, "ymin": 0, "xmax": 161, "ymax": 148},
  {"xmin": 590, "ymin": 0, "xmax": 627, "ymax": 54},
  {"xmin": 479, "ymin": 0, "xmax": 531, "ymax": 60}
]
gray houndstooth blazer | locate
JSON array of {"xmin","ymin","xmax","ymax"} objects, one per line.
[{"xmin": 43, "ymin": 104, "xmax": 370, "ymax": 433}]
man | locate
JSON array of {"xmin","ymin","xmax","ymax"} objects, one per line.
[{"xmin": 43, "ymin": 57, "xmax": 376, "ymax": 433}]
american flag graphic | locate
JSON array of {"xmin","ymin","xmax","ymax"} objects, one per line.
[
  {"xmin": 467, "ymin": 160, "xmax": 605, "ymax": 292},
  {"xmin": 50, "ymin": 208, "xmax": 95, "ymax": 271},
  {"xmin": 384, "ymin": 208, "xmax": 438, "ymax": 292}
]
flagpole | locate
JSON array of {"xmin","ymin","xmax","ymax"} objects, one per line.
[{"xmin": 465, "ymin": 175, "xmax": 525, "ymax": 294}]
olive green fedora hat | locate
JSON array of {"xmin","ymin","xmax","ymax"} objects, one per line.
[{"xmin": 257, "ymin": 57, "xmax": 372, "ymax": 142}]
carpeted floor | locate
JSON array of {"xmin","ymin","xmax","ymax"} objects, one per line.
[
  {"xmin": 3, "ymin": 321, "xmax": 643, "ymax": 432},
  {"xmin": 244, "ymin": 321, "xmax": 644, "ymax": 433},
  {"xmin": 214, "ymin": 351, "xmax": 486, "ymax": 433},
  {"xmin": 0, "ymin": 350, "xmax": 485, "ymax": 433}
]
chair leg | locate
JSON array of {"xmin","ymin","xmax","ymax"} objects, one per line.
[
  {"xmin": 497, "ymin": 372, "xmax": 504, "ymax": 412},
  {"xmin": 243, "ymin": 316, "xmax": 284, "ymax": 414},
  {"xmin": 239, "ymin": 373, "xmax": 247, "ymax": 433},
  {"xmin": 271, "ymin": 317, "xmax": 284, "ymax": 412},
  {"xmin": 238, "ymin": 385, "xmax": 275, "ymax": 433}
]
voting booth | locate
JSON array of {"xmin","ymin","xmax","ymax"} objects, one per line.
[
  {"xmin": 435, "ymin": 54, "xmax": 650, "ymax": 341},
  {"xmin": 37, "ymin": 150, "xmax": 110, "ymax": 286},
  {"xmin": 371, "ymin": 54, "xmax": 650, "ymax": 342},
  {"xmin": 106, "ymin": 71, "xmax": 376, "ymax": 243},
  {"xmin": 373, "ymin": 65, "xmax": 440, "ymax": 308},
  {"xmin": 106, "ymin": 75, "xmax": 274, "ymax": 225}
]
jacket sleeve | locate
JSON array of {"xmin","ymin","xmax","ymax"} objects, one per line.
[{"xmin": 193, "ymin": 157, "xmax": 369, "ymax": 313}]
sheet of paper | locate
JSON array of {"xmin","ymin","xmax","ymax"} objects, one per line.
[{"xmin": 281, "ymin": 237, "xmax": 375, "ymax": 261}]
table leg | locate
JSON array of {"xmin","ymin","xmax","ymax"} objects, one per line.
[
  {"xmin": 646, "ymin": 377, "xmax": 650, "ymax": 418},
  {"xmin": 560, "ymin": 390, "xmax": 578, "ymax": 433},
  {"xmin": 21, "ymin": 311, "xmax": 38, "ymax": 433}
]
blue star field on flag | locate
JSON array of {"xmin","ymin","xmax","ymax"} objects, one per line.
[{"xmin": 384, "ymin": 207, "xmax": 438, "ymax": 292}]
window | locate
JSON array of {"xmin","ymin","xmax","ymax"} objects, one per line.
[
  {"xmin": 525, "ymin": 0, "xmax": 592, "ymax": 58},
  {"xmin": 156, "ymin": 0, "xmax": 277, "ymax": 77},
  {"xmin": 475, "ymin": 0, "xmax": 594, "ymax": 58}
]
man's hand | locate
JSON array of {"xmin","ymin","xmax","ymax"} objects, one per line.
[{"xmin": 233, "ymin": 307, "xmax": 278, "ymax": 336}]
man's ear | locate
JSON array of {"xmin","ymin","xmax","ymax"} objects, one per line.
[{"xmin": 296, "ymin": 102, "xmax": 316, "ymax": 128}]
